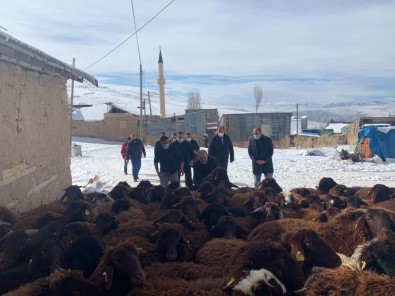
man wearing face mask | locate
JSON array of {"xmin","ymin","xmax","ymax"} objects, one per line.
[
  {"xmin": 154, "ymin": 135, "xmax": 184, "ymax": 186},
  {"xmin": 185, "ymin": 132, "xmax": 199, "ymax": 160},
  {"xmin": 208, "ymin": 126, "xmax": 234, "ymax": 170},
  {"xmin": 248, "ymin": 127, "xmax": 274, "ymax": 187},
  {"xmin": 171, "ymin": 131, "xmax": 194, "ymax": 188}
]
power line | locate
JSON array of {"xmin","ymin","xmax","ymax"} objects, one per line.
[
  {"xmin": 130, "ymin": 0, "xmax": 142, "ymax": 65},
  {"xmin": 84, "ymin": 0, "xmax": 175, "ymax": 71}
]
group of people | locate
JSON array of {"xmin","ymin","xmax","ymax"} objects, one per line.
[{"xmin": 121, "ymin": 126, "xmax": 274, "ymax": 188}]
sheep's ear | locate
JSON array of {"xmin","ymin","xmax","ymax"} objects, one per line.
[
  {"xmin": 209, "ymin": 224, "xmax": 221, "ymax": 236},
  {"xmin": 180, "ymin": 215, "xmax": 195, "ymax": 229},
  {"xmin": 172, "ymin": 202, "xmax": 182, "ymax": 209},
  {"xmin": 236, "ymin": 224, "xmax": 248, "ymax": 238},
  {"xmin": 149, "ymin": 230, "xmax": 160, "ymax": 243},
  {"xmin": 354, "ymin": 216, "xmax": 369, "ymax": 240},
  {"xmin": 103, "ymin": 265, "xmax": 114, "ymax": 291},
  {"xmin": 244, "ymin": 196, "xmax": 253, "ymax": 207}
]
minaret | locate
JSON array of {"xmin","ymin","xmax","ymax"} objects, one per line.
[{"xmin": 157, "ymin": 49, "xmax": 166, "ymax": 118}]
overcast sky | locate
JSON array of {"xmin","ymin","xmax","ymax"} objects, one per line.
[{"xmin": 2, "ymin": 0, "xmax": 395, "ymax": 105}]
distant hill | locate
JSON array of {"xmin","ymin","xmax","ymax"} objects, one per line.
[{"xmin": 71, "ymin": 82, "xmax": 394, "ymax": 124}]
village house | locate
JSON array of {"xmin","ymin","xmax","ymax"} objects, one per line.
[{"xmin": 0, "ymin": 31, "xmax": 97, "ymax": 212}]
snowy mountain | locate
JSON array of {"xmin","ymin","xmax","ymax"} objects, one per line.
[{"xmin": 71, "ymin": 82, "xmax": 394, "ymax": 123}]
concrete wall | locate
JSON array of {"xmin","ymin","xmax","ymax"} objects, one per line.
[
  {"xmin": 103, "ymin": 113, "xmax": 140, "ymax": 142},
  {"xmin": 73, "ymin": 120, "xmax": 104, "ymax": 138},
  {"xmin": 0, "ymin": 63, "xmax": 72, "ymax": 212}
]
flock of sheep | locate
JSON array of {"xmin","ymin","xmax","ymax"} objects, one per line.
[{"xmin": 0, "ymin": 167, "xmax": 395, "ymax": 295}]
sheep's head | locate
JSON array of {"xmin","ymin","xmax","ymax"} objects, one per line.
[{"xmin": 102, "ymin": 242, "xmax": 145, "ymax": 291}]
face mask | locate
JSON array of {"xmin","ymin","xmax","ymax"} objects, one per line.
[
  {"xmin": 186, "ymin": 138, "xmax": 191, "ymax": 142},
  {"xmin": 162, "ymin": 144, "xmax": 169, "ymax": 149},
  {"xmin": 178, "ymin": 138, "xmax": 184, "ymax": 143},
  {"xmin": 218, "ymin": 133, "xmax": 224, "ymax": 137},
  {"xmin": 253, "ymin": 134, "xmax": 261, "ymax": 140}
]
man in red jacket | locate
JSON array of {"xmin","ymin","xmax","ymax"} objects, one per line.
[{"xmin": 121, "ymin": 136, "xmax": 131, "ymax": 175}]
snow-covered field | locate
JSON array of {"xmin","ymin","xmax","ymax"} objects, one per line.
[{"xmin": 71, "ymin": 137, "xmax": 395, "ymax": 192}]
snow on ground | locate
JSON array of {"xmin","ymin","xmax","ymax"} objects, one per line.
[{"xmin": 71, "ymin": 137, "xmax": 395, "ymax": 192}]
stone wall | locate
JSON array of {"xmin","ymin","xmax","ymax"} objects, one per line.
[{"xmin": 0, "ymin": 63, "xmax": 72, "ymax": 212}]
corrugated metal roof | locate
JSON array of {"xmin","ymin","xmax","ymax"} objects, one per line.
[{"xmin": 0, "ymin": 31, "xmax": 98, "ymax": 87}]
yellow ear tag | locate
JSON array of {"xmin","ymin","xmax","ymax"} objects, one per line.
[
  {"xmin": 361, "ymin": 260, "xmax": 366, "ymax": 270},
  {"xmin": 225, "ymin": 277, "xmax": 236, "ymax": 287},
  {"xmin": 103, "ymin": 271, "xmax": 108, "ymax": 282},
  {"xmin": 296, "ymin": 251, "xmax": 305, "ymax": 262},
  {"xmin": 85, "ymin": 210, "xmax": 90, "ymax": 216}
]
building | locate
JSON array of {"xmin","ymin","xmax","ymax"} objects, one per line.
[
  {"xmin": 0, "ymin": 31, "xmax": 97, "ymax": 212},
  {"xmin": 221, "ymin": 112, "xmax": 293, "ymax": 142}
]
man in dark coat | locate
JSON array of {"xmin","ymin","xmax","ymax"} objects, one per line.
[
  {"xmin": 154, "ymin": 135, "xmax": 184, "ymax": 186},
  {"xmin": 154, "ymin": 131, "xmax": 166, "ymax": 159},
  {"xmin": 208, "ymin": 126, "xmax": 234, "ymax": 170},
  {"xmin": 193, "ymin": 150, "xmax": 219, "ymax": 187},
  {"xmin": 247, "ymin": 127, "xmax": 274, "ymax": 187},
  {"xmin": 126, "ymin": 133, "xmax": 146, "ymax": 182},
  {"xmin": 171, "ymin": 131, "xmax": 194, "ymax": 188},
  {"xmin": 186, "ymin": 132, "xmax": 199, "ymax": 160}
]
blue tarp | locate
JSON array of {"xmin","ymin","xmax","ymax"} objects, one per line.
[{"xmin": 357, "ymin": 126, "xmax": 395, "ymax": 161}]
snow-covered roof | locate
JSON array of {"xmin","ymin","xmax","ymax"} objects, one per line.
[{"xmin": 325, "ymin": 123, "xmax": 349, "ymax": 133}]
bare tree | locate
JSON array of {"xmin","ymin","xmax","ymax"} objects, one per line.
[
  {"xmin": 187, "ymin": 89, "xmax": 202, "ymax": 109},
  {"xmin": 254, "ymin": 84, "xmax": 263, "ymax": 113}
]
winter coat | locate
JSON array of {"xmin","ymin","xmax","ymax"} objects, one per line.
[
  {"xmin": 193, "ymin": 155, "xmax": 219, "ymax": 186},
  {"xmin": 121, "ymin": 141, "xmax": 129, "ymax": 159},
  {"xmin": 171, "ymin": 140, "xmax": 194, "ymax": 163},
  {"xmin": 126, "ymin": 139, "xmax": 146, "ymax": 160},
  {"xmin": 247, "ymin": 135, "xmax": 274, "ymax": 175},
  {"xmin": 154, "ymin": 144, "xmax": 182, "ymax": 174},
  {"xmin": 208, "ymin": 134, "xmax": 234, "ymax": 168}
]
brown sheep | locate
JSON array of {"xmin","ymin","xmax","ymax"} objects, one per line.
[
  {"xmin": 0, "ymin": 230, "xmax": 31, "ymax": 269},
  {"xmin": 210, "ymin": 216, "xmax": 248, "ymax": 240},
  {"xmin": 60, "ymin": 185, "xmax": 84, "ymax": 202},
  {"xmin": 226, "ymin": 239, "xmax": 305, "ymax": 294},
  {"xmin": 4, "ymin": 269, "xmax": 100, "ymax": 296},
  {"xmin": 282, "ymin": 229, "xmax": 342, "ymax": 276},
  {"xmin": 197, "ymin": 181, "xmax": 215, "ymax": 201},
  {"xmin": 90, "ymin": 242, "xmax": 145, "ymax": 295},
  {"xmin": 173, "ymin": 196, "xmax": 201, "ymax": 221},
  {"xmin": 369, "ymin": 184, "xmax": 393, "ymax": 203},
  {"xmin": 304, "ymin": 266, "xmax": 395, "ymax": 296},
  {"xmin": 323, "ymin": 194, "xmax": 347, "ymax": 210},
  {"xmin": 195, "ymin": 238, "xmax": 248, "ymax": 266},
  {"xmin": 94, "ymin": 212, "xmax": 119, "ymax": 236},
  {"xmin": 143, "ymin": 261, "xmax": 225, "ymax": 281},
  {"xmin": 257, "ymin": 177, "xmax": 283, "ymax": 193},
  {"xmin": 0, "ymin": 207, "xmax": 18, "ymax": 225},
  {"xmin": 150, "ymin": 224, "xmax": 193, "ymax": 262},
  {"xmin": 130, "ymin": 276, "xmax": 229, "ymax": 296},
  {"xmin": 153, "ymin": 209, "xmax": 195, "ymax": 230},
  {"xmin": 290, "ymin": 187, "xmax": 317, "ymax": 197},
  {"xmin": 313, "ymin": 207, "xmax": 341, "ymax": 222},
  {"xmin": 232, "ymin": 268, "xmax": 287, "ymax": 296},
  {"xmin": 108, "ymin": 184, "xmax": 131, "ymax": 200},
  {"xmin": 316, "ymin": 177, "xmax": 337, "ymax": 194},
  {"xmin": 59, "ymin": 200, "xmax": 92, "ymax": 224},
  {"xmin": 128, "ymin": 187, "xmax": 150, "ymax": 204},
  {"xmin": 351, "ymin": 231, "xmax": 395, "ymax": 277},
  {"xmin": 111, "ymin": 198, "xmax": 133, "ymax": 214},
  {"xmin": 0, "ymin": 222, "xmax": 11, "ymax": 240},
  {"xmin": 146, "ymin": 185, "xmax": 166, "ymax": 203}
]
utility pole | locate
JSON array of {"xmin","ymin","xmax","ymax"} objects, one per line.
[
  {"xmin": 147, "ymin": 91, "xmax": 152, "ymax": 118},
  {"xmin": 296, "ymin": 103, "xmax": 299, "ymax": 136},
  {"xmin": 70, "ymin": 58, "xmax": 75, "ymax": 147},
  {"xmin": 139, "ymin": 64, "xmax": 143, "ymax": 140}
]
